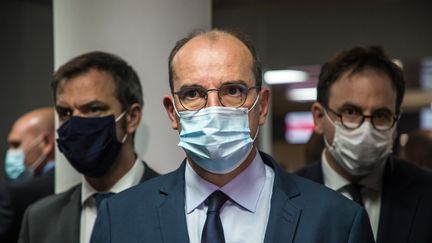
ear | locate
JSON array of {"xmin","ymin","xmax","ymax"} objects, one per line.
[
  {"xmin": 163, "ymin": 96, "xmax": 179, "ymax": 130},
  {"xmin": 40, "ymin": 132, "xmax": 54, "ymax": 156},
  {"xmin": 126, "ymin": 103, "xmax": 142, "ymax": 134},
  {"xmin": 258, "ymin": 87, "xmax": 270, "ymax": 126},
  {"xmin": 311, "ymin": 102, "xmax": 325, "ymax": 134}
]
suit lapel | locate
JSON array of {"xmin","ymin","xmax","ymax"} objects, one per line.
[
  {"xmin": 57, "ymin": 185, "xmax": 81, "ymax": 243},
  {"xmin": 264, "ymin": 188, "xmax": 301, "ymax": 243},
  {"xmin": 155, "ymin": 154, "xmax": 303, "ymax": 243},
  {"xmin": 261, "ymin": 152, "xmax": 301, "ymax": 243},
  {"xmin": 377, "ymin": 159, "xmax": 419, "ymax": 243},
  {"xmin": 157, "ymin": 161, "xmax": 190, "ymax": 243}
]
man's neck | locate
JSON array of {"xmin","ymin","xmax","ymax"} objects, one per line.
[
  {"xmin": 85, "ymin": 145, "xmax": 136, "ymax": 191},
  {"xmin": 189, "ymin": 148, "xmax": 257, "ymax": 187}
]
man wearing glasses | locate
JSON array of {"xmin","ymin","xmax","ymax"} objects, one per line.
[
  {"xmin": 297, "ymin": 46, "xmax": 432, "ymax": 243},
  {"xmin": 91, "ymin": 29, "xmax": 374, "ymax": 243}
]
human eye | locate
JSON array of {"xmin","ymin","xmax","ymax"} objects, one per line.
[
  {"xmin": 373, "ymin": 109, "xmax": 394, "ymax": 122},
  {"xmin": 179, "ymin": 87, "xmax": 206, "ymax": 101},
  {"xmin": 56, "ymin": 106, "xmax": 72, "ymax": 121},
  {"xmin": 220, "ymin": 84, "xmax": 247, "ymax": 97},
  {"xmin": 340, "ymin": 107, "xmax": 361, "ymax": 119}
]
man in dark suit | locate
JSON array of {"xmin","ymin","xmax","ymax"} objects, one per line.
[
  {"xmin": 91, "ymin": 29, "xmax": 374, "ymax": 243},
  {"xmin": 0, "ymin": 107, "xmax": 56, "ymax": 243},
  {"xmin": 18, "ymin": 51, "xmax": 159, "ymax": 243},
  {"xmin": 296, "ymin": 46, "xmax": 432, "ymax": 243}
]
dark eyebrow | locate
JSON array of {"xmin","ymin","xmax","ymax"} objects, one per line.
[
  {"xmin": 338, "ymin": 102, "xmax": 362, "ymax": 111},
  {"xmin": 55, "ymin": 104, "xmax": 70, "ymax": 113},
  {"xmin": 222, "ymin": 80, "xmax": 249, "ymax": 86},
  {"xmin": 177, "ymin": 84, "xmax": 205, "ymax": 91},
  {"xmin": 372, "ymin": 107, "xmax": 394, "ymax": 114},
  {"xmin": 176, "ymin": 80, "xmax": 250, "ymax": 92},
  {"xmin": 338, "ymin": 102, "xmax": 394, "ymax": 115},
  {"xmin": 55, "ymin": 100, "xmax": 109, "ymax": 113},
  {"xmin": 79, "ymin": 100, "xmax": 108, "ymax": 109}
]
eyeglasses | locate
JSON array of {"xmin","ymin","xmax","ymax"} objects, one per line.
[
  {"xmin": 326, "ymin": 106, "xmax": 398, "ymax": 131},
  {"xmin": 173, "ymin": 83, "xmax": 261, "ymax": 111}
]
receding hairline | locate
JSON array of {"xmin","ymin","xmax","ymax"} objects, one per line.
[{"xmin": 171, "ymin": 30, "xmax": 254, "ymax": 77}]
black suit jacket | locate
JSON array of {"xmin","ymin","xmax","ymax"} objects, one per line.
[
  {"xmin": 0, "ymin": 169, "xmax": 54, "ymax": 243},
  {"xmin": 296, "ymin": 157, "xmax": 432, "ymax": 243},
  {"xmin": 18, "ymin": 161, "xmax": 158, "ymax": 243}
]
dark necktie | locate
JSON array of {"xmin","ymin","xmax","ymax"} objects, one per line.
[
  {"xmin": 201, "ymin": 191, "xmax": 229, "ymax": 243},
  {"xmin": 93, "ymin": 192, "xmax": 115, "ymax": 210},
  {"xmin": 344, "ymin": 183, "xmax": 364, "ymax": 206}
]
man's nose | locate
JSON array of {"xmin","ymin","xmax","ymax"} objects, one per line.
[
  {"xmin": 72, "ymin": 110, "xmax": 85, "ymax": 117},
  {"xmin": 206, "ymin": 90, "xmax": 222, "ymax": 107}
]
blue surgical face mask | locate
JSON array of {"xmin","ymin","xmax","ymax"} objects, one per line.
[
  {"xmin": 4, "ymin": 149, "xmax": 30, "ymax": 180},
  {"xmin": 4, "ymin": 136, "xmax": 44, "ymax": 180},
  {"xmin": 174, "ymin": 96, "xmax": 260, "ymax": 174},
  {"xmin": 56, "ymin": 111, "xmax": 127, "ymax": 178}
]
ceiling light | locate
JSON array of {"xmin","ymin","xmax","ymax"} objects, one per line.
[
  {"xmin": 264, "ymin": 70, "xmax": 309, "ymax": 85},
  {"xmin": 286, "ymin": 88, "xmax": 316, "ymax": 101}
]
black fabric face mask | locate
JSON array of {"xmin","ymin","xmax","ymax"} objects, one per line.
[{"xmin": 56, "ymin": 113, "xmax": 126, "ymax": 178}]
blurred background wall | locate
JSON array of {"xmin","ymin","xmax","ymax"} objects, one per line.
[{"xmin": 1, "ymin": 0, "xmax": 431, "ymax": 181}]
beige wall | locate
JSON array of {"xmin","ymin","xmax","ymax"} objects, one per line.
[{"xmin": 54, "ymin": 0, "xmax": 211, "ymax": 193}]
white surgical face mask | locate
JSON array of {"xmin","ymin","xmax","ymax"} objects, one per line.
[
  {"xmin": 324, "ymin": 113, "xmax": 395, "ymax": 176},
  {"xmin": 174, "ymin": 96, "xmax": 260, "ymax": 174}
]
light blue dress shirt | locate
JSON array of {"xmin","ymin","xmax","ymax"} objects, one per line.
[{"xmin": 185, "ymin": 149, "xmax": 275, "ymax": 243}]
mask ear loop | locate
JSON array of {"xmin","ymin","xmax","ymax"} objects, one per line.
[
  {"xmin": 246, "ymin": 94, "xmax": 261, "ymax": 141},
  {"xmin": 115, "ymin": 110, "xmax": 127, "ymax": 122},
  {"xmin": 247, "ymin": 94, "xmax": 261, "ymax": 112},
  {"xmin": 29, "ymin": 153, "xmax": 47, "ymax": 175},
  {"xmin": 252, "ymin": 126, "xmax": 260, "ymax": 141},
  {"xmin": 115, "ymin": 110, "xmax": 128, "ymax": 143},
  {"xmin": 23, "ymin": 135, "xmax": 44, "ymax": 154},
  {"xmin": 320, "ymin": 109, "xmax": 336, "ymax": 151},
  {"xmin": 172, "ymin": 98, "xmax": 181, "ymax": 117}
]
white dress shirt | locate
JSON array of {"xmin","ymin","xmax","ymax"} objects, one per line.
[
  {"xmin": 80, "ymin": 158, "xmax": 144, "ymax": 243},
  {"xmin": 185, "ymin": 149, "xmax": 275, "ymax": 243},
  {"xmin": 321, "ymin": 150, "xmax": 385, "ymax": 240}
]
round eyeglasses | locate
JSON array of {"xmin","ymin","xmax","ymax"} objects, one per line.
[
  {"xmin": 326, "ymin": 106, "xmax": 399, "ymax": 131},
  {"xmin": 173, "ymin": 83, "xmax": 261, "ymax": 111}
]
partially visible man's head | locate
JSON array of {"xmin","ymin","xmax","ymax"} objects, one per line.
[
  {"xmin": 168, "ymin": 29, "xmax": 262, "ymax": 93},
  {"xmin": 52, "ymin": 51, "xmax": 143, "ymax": 178},
  {"xmin": 6, "ymin": 107, "xmax": 55, "ymax": 179},
  {"xmin": 163, "ymin": 29, "xmax": 270, "ymax": 179},
  {"xmin": 52, "ymin": 51, "xmax": 143, "ymax": 113},
  {"xmin": 312, "ymin": 46, "xmax": 406, "ymax": 178},
  {"xmin": 165, "ymin": 29, "xmax": 269, "ymax": 134},
  {"xmin": 317, "ymin": 46, "xmax": 405, "ymax": 115}
]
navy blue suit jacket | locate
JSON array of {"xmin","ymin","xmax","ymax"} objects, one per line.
[
  {"xmin": 92, "ymin": 152, "xmax": 375, "ymax": 243},
  {"xmin": 296, "ymin": 157, "xmax": 432, "ymax": 243}
]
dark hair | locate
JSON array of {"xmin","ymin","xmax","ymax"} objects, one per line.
[
  {"xmin": 51, "ymin": 51, "xmax": 143, "ymax": 110},
  {"xmin": 317, "ymin": 46, "xmax": 405, "ymax": 114},
  {"xmin": 168, "ymin": 29, "xmax": 262, "ymax": 92}
]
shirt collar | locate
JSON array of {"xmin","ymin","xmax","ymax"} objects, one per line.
[
  {"xmin": 322, "ymin": 149, "xmax": 385, "ymax": 193},
  {"xmin": 81, "ymin": 157, "xmax": 144, "ymax": 205},
  {"xmin": 185, "ymin": 149, "xmax": 266, "ymax": 214},
  {"xmin": 42, "ymin": 160, "xmax": 55, "ymax": 173}
]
